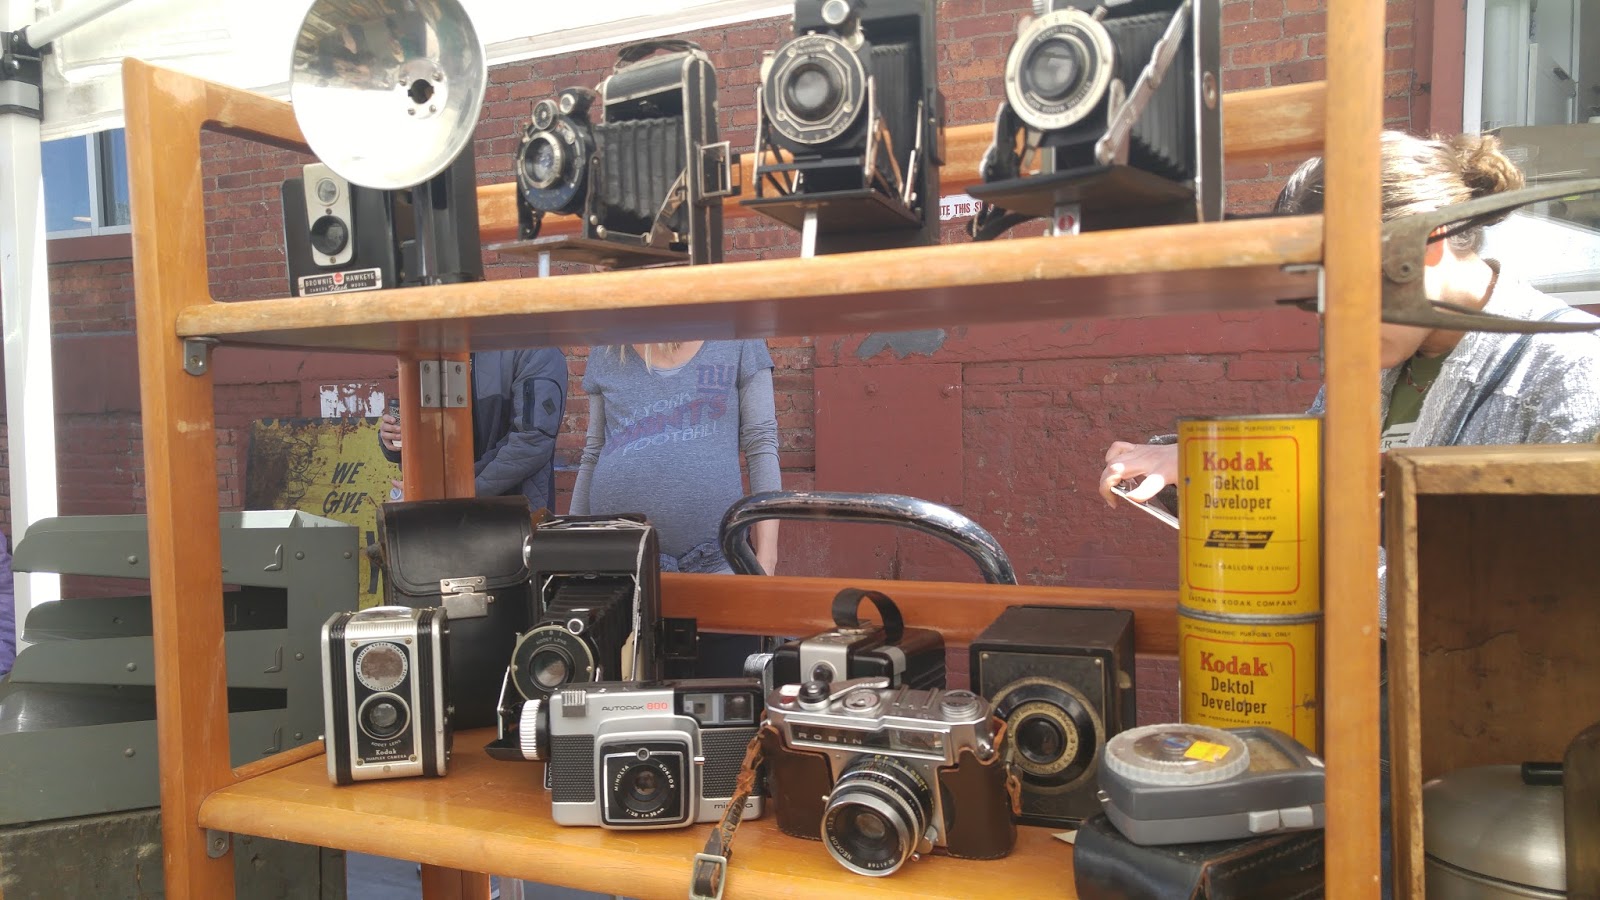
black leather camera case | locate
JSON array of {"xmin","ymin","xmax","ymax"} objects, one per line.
[
  {"xmin": 1073, "ymin": 813, "xmax": 1325, "ymax": 899},
  {"xmin": 375, "ymin": 497, "xmax": 536, "ymax": 729}
]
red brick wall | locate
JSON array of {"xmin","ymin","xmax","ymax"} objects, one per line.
[{"xmin": 3, "ymin": 0, "xmax": 1429, "ymax": 718}]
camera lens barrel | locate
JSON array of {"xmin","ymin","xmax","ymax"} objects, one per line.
[
  {"xmin": 763, "ymin": 33, "xmax": 868, "ymax": 148},
  {"xmin": 822, "ymin": 756, "xmax": 935, "ymax": 877},
  {"xmin": 1003, "ymin": 7, "xmax": 1115, "ymax": 132}
]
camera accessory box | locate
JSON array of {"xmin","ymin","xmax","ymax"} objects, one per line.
[
  {"xmin": 969, "ymin": 604, "xmax": 1136, "ymax": 827},
  {"xmin": 375, "ymin": 496, "xmax": 538, "ymax": 729},
  {"xmin": 764, "ymin": 587, "xmax": 946, "ymax": 693}
]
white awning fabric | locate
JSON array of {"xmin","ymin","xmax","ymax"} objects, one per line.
[{"xmin": 38, "ymin": 0, "xmax": 786, "ymax": 140}]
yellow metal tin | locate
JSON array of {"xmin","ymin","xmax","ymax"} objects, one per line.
[
  {"xmin": 1178, "ymin": 607, "xmax": 1322, "ymax": 753},
  {"xmin": 1177, "ymin": 415, "xmax": 1322, "ymax": 616}
]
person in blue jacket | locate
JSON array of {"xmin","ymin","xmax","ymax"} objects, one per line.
[{"xmin": 380, "ymin": 349, "xmax": 570, "ymax": 509}]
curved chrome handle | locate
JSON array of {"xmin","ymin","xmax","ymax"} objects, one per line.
[{"xmin": 718, "ymin": 491, "xmax": 1017, "ymax": 584}]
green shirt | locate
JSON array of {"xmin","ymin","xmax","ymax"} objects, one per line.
[{"xmin": 1380, "ymin": 352, "xmax": 1448, "ymax": 451}]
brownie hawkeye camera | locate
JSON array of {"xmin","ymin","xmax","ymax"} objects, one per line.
[
  {"xmin": 490, "ymin": 679, "xmax": 765, "ymax": 829},
  {"xmin": 513, "ymin": 40, "xmax": 735, "ymax": 268},
  {"xmin": 759, "ymin": 587, "xmax": 945, "ymax": 693},
  {"xmin": 967, "ymin": 0, "xmax": 1222, "ymax": 239},
  {"xmin": 321, "ymin": 606, "xmax": 451, "ymax": 785},
  {"xmin": 760, "ymin": 678, "xmax": 1019, "ymax": 876},
  {"xmin": 745, "ymin": 0, "xmax": 944, "ymax": 256}
]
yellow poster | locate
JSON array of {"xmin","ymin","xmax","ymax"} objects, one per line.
[{"xmin": 245, "ymin": 417, "xmax": 401, "ymax": 609}]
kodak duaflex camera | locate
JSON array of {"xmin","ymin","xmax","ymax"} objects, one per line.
[
  {"xmin": 745, "ymin": 0, "xmax": 945, "ymax": 256},
  {"xmin": 967, "ymin": 0, "xmax": 1222, "ymax": 239},
  {"xmin": 512, "ymin": 40, "xmax": 735, "ymax": 268},
  {"xmin": 491, "ymin": 679, "xmax": 765, "ymax": 829},
  {"xmin": 321, "ymin": 606, "xmax": 451, "ymax": 785},
  {"xmin": 970, "ymin": 605, "xmax": 1136, "ymax": 827},
  {"xmin": 759, "ymin": 587, "xmax": 945, "ymax": 694},
  {"xmin": 760, "ymin": 678, "xmax": 1019, "ymax": 876}
]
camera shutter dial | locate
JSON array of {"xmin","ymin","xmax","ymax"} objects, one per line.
[
  {"xmin": 990, "ymin": 676, "xmax": 1105, "ymax": 794},
  {"xmin": 1004, "ymin": 7, "xmax": 1116, "ymax": 132},
  {"xmin": 764, "ymin": 33, "xmax": 868, "ymax": 147}
]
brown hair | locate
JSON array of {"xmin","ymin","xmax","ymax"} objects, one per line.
[{"xmin": 1274, "ymin": 131, "xmax": 1525, "ymax": 253}]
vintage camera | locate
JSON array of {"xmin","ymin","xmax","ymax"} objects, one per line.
[
  {"xmin": 507, "ymin": 514, "xmax": 662, "ymax": 703},
  {"xmin": 761, "ymin": 678, "xmax": 1018, "ymax": 876},
  {"xmin": 513, "ymin": 41, "xmax": 735, "ymax": 268},
  {"xmin": 967, "ymin": 0, "xmax": 1222, "ymax": 239},
  {"xmin": 745, "ymin": 0, "xmax": 944, "ymax": 256},
  {"xmin": 321, "ymin": 606, "xmax": 451, "ymax": 785},
  {"xmin": 489, "ymin": 679, "xmax": 765, "ymax": 829},
  {"xmin": 759, "ymin": 587, "xmax": 945, "ymax": 693},
  {"xmin": 969, "ymin": 605, "xmax": 1135, "ymax": 826},
  {"xmin": 282, "ymin": 156, "xmax": 484, "ymax": 296}
]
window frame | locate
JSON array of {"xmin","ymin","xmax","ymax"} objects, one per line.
[{"xmin": 44, "ymin": 129, "xmax": 132, "ymax": 242}]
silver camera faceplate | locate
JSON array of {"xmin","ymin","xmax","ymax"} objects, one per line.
[{"xmin": 321, "ymin": 606, "xmax": 448, "ymax": 784}]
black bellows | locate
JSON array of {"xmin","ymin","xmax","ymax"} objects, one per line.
[
  {"xmin": 1108, "ymin": 11, "xmax": 1193, "ymax": 181},
  {"xmin": 595, "ymin": 117, "xmax": 688, "ymax": 236}
]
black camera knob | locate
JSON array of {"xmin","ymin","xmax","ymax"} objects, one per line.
[{"xmin": 798, "ymin": 680, "xmax": 831, "ymax": 708}]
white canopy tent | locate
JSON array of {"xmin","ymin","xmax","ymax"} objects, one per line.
[{"xmin": 0, "ymin": 0, "xmax": 786, "ymax": 635}]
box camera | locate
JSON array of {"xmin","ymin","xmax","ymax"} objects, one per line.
[
  {"xmin": 969, "ymin": 605, "xmax": 1135, "ymax": 827},
  {"xmin": 967, "ymin": 0, "xmax": 1222, "ymax": 239},
  {"xmin": 760, "ymin": 678, "xmax": 1018, "ymax": 876},
  {"xmin": 761, "ymin": 587, "xmax": 945, "ymax": 693},
  {"xmin": 321, "ymin": 606, "xmax": 451, "ymax": 785},
  {"xmin": 513, "ymin": 40, "xmax": 735, "ymax": 268},
  {"xmin": 745, "ymin": 0, "xmax": 945, "ymax": 256},
  {"xmin": 282, "ymin": 155, "xmax": 484, "ymax": 296},
  {"xmin": 492, "ymin": 679, "xmax": 765, "ymax": 829}
]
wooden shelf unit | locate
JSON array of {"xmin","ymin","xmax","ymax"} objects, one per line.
[{"xmin": 122, "ymin": 0, "xmax": 1387, "ymax": 889}]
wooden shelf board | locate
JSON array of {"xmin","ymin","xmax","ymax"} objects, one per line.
[
  {"xmin": 199, "ymin": 728, "xmax": 1076, "ymax": 900},
  {"xmin": 1386, "ymin": 443, "xmax": 1600, "ymax": 495},
  {"xmin": 178, "ymin": 216, "xmax": 1320, "ymax": 354}
]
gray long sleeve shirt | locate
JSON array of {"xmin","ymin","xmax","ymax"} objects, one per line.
[{"xmin": 571, "ymin": 340, "xmax": 782, "ymax": 559}]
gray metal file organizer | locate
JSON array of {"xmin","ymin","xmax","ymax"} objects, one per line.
[{"xmin": 0, "ymin": 511, "xmax": 357, "ymax": 825}]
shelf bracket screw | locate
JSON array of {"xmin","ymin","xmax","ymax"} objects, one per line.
[
  {"xmin": 206, "ymin": 829, "xmax": 230, "ymax": 859},
  {"xmin": 183, "ymin": 337, "xmax": 221, "ymax": 377}
]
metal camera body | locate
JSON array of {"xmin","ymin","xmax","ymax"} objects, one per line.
[
  {"xmin": 970, "ymin": 605, "xmax": 1135, "ymax": 827},
  {"xmin": 509, "ymin": 515, "xmax": 663, "ymax": 704},
  {"xmin": 969, "ymin": 0, "xmax": 1222, "ymax": 235},
  {"xmin": 762, "ymin": 588, "xmax": 945, "ymax": 694},
  {"xmin": 761, "ymin": 678, "xmax": 1018, "ymax": 876},
  {"xmin": 745, "ymin": 0, "xmax": 944, "ymax": 255},
  {"xmin": 321, "ymin": 606, "xmax": 451, "ymax": 785},
  {"xmin": 523, "ymin": 680, "xmax": 765, "ymax": 829},
  {"xmin": 515, "ymin": 43, "xmax": 734, "ymax": 267}
]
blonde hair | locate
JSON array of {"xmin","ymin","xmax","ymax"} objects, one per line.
[
  {"xmin": 1275, "ymin": 131, "xmax": 1525, "ymax": 253},
  {"xmin": 614, "ymin": 342, "xmax": 685, "ymax": 370}
]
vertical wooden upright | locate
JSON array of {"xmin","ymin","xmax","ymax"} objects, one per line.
[
  {"xmin": 1320, "ymin": 0, "xmax": 1385, "ymax": 893},
  {"xmin": 124, "ymin": 59, "xmax": 236, "ymax": 899}
]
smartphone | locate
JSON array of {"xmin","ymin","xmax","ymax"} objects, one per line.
[{"xmin": 1110, "ymin": 484, "xmax": 1179, "ymax": 530}]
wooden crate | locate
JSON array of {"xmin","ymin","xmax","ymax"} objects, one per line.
[{"xmin": 1385, "ymin": 444, "xmax": 1600, "ymax": 897}]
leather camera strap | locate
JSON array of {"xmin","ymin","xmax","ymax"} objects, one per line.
[{"xmin": 689, "ymin": 725, "xmax": 771, "ymax": 900}]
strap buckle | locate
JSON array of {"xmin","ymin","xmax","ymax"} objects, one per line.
[{"xmin": 689, "ymin": 852, "xmax": 728, "ymax": 900}]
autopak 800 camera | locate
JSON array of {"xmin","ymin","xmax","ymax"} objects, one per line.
[
  {"xmin": 321, "ymin": 606, "xmax": 450, "ymax": 785},
  {"xmin": 745, "ymin": 0, "xmax": 944, "ymax": 257},
  {"xmin": 967, "ymin": 0, "xmax": 1222, "ymax": 239},
  {"xmin": 760, "ymin": 678, "xmax": 1019, "ymax": 876},
  {"xmin": 512, "ymin": 40, "xmax": 735, "ymax": 268},
  {"xmin": 495, "ymin": 679, "xmax": 765, "ymax": 829}
]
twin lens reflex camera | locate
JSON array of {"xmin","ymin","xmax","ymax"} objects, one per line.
[{"xmin": 321, "ymin": 606, "xmax": 451, "ymax": 785}]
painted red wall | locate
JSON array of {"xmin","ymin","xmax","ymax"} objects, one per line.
[{"xmin": 0, "ymin": 0, "xmax": 1429, "ymax": 720}]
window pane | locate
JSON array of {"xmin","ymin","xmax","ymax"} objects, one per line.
[
  {"xmin": 41, "ymin": 135, "xmax": 92, "ymax": 234},
  {"xmin": 101, "ymin": 129, "xmax": 131, "ymax": 228}
]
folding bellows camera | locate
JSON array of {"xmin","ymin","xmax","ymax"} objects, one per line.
[
  {"xmin": 512, "ymin": 41, "xmax": 736, "ymax": 268},
  {"xmin": 968, "ymin": 0, "xmax": 1222, "ymax": 238}
]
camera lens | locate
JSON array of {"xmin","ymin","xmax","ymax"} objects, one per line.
[
  {"xmin": 786, "ymin": 63, "xmax": 841, "ymax": 121},
  {"xmin": 604, "ymin": 747, "xmax": 687, "ymax": 825},
  {"xmin": 822, "ymin": 756, "xmax": 934, "ymax": 876},
  {"xmin": 357, "ymin": 693, "xmax": 410, "ymax": 741},
  {"xmin": 523, "ymin": 134, "xmax": 565, "ymax": 191},
  {"xmin": 314, "ymin": 177, "xmax": 340, "ymax": 206},
  {"xmin": 308, "ymin": 215, "xmax": 350, "ymax": 257},
  {"xmin": 626, "ymin": 767, "xmax": 666, "ymax": 809},
  {"xmin": 1023, "ymin": 38, "xmax": 1083, "ymax": 102},
  {"xmin": 530, "ymin": 647, "xmax": 571, "ymax": 691},
  {"xmin": 1017, "ymin": 715, "xmax": 1068, "ymax": 766}
]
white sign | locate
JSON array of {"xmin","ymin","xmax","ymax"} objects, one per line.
[
  {"xmin": 320, "ymin": 384, "xmax": 386, "ymax": 418},
  {"xmin": 939, "ymin": 193, "xmax": 982, "ymax": 222}
]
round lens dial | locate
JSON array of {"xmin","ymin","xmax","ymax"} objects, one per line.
[
  {"xmin": 1003, "ymin": 7, "xmax": 1116, "ymax": 132},
  {"xmin": 357, "ymin": 692, "xmax": 410, "ymax": 741},
  {"xmin": 355, "ymin": 642, "xmax": 408, "ymax": 692}
]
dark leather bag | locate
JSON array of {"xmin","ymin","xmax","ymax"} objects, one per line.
[
  {"xmin": 375, "ymin": 497, "xmax": 537, "ymax": 729},
  {"xmin": 1073, "ymin": 813, "xmax": 1325, "ymax": 900}
]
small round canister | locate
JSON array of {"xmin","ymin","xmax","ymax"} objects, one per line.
[{"xmin": 1423, "ymin": 765, "xmax": 1566, "ymax": 898}]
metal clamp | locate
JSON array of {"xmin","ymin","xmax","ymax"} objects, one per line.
[
  {"xmin": 439, "ymin": 576, "xmax": 490, "ymax": 619},
  {"xmin": 718, "ymin": 491, "xmax": 1017, "ymax": 584},
  {"xmin": 1382, "ymin": 178, "xmax": 1600, "ymax": 334},
  {"xmin": 0, "ymin": 31, "xmax": 43, "ymax": 120},
  {"xmin": 205, "ymin": 828, "xmax": 230, "ymax": 859},
  {"xmin": 698, "ymin": 141, "xmax": 739, "ymax": 202},
  {"xmin": 183, "ymin": 337, "xmax": 221, "ymax": 376}
]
